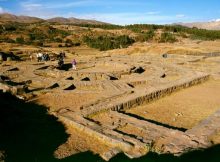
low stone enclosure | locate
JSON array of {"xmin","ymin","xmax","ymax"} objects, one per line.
[
  {"xmin": 1, "ymin": 53, "xmax": 220, "ymax": 161},
  {"xmin": 56, "ymin": 74, "xmax": 220, "ymax": 161}
]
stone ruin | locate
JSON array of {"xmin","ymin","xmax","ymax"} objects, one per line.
[{"xmin": 0, "ymin": 52, "xmax": 220, "ymax": 161}]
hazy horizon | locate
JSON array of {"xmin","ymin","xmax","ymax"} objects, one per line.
[{"xmin": 0, "ymin": 0, "xmax": 220, "ymax": 25}]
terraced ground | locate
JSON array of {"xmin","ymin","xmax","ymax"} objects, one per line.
[{"xmin": 1, "ymin": 49, "xmax": 220, "ymax": 161}]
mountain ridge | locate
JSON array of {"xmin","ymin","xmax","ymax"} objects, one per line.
[
  {"xmin": 0, "ymin": 13, "xmax": 108, "ymax": 25},
  {"xmin": 176, "ymin": 21, "xmax": 220, "ymax": 30}
]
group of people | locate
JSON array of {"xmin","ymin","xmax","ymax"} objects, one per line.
[
  {"xmin": 36, "ymin": 53, "xmax": 50, "ymax": 62},
  {"xmin": 34, "ymin": 51, "xmax": 77, "ymax": 70},
  {"xmin": 57, "ymin": 52, "xmax": 77, "ymax": 70},
  {"xmin": 57, "ymin": 52, "xmax": 65, "ymax": 68}
]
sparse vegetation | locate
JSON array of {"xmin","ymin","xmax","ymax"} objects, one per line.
[
  {"xmin": 1, "ymin": 21, "xmax": 220, "ymax": 50},
  {"xmin": 159, "ymin": 32, "xmax": 177, "ymax": 43},
  {"xmin": 78, "ymin": 23, "xmax": 220, "ymax": 41},
  {"xmin": 16, "ymin": 36, "xmax": 25, "ymax": 44},
  {"xmin": 135, "ymin": 29, "xmax": 155, "ymax": 42},
  {"xmin": 83, "ymin": 35, "xmax": 134, "ymax": 51},
  {"xmin": 74, "ymin": 24, "xmax": 123, "ymax": 30}
]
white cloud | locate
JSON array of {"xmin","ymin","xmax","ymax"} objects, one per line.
[
  {"xmin": 20, "ymin": 0, "xmax": 149, "ymax": 10},
  {"xmin": 176, "ymin": 14, "xmax": 185, "ymax": 18},
  {"xmin": 63, "ymin": 12, "xmax": 190, "ymax": 25},
  {"xmin": 16, "ymin": 1, "xmax": 192, "ymax": 24},
  {"xmin": 211, "ymin": 18, "xmax": 220, "ymax": 22},
  {"xmin": 16, "ymin": 10, "xmax": 191, "ymax": 25},
  {"xmin": 0, "ymin": 6, "xmax": 6, "ymax": 13},
  {"xmin": 21, "ymin": 2, "xmax": 42, "ymax": 11},
  {"xmin": 147, "ymin": 11, "xmax": 160, "ymax": 15},
  {"xmin": 44, "ymin": 0, "xmax": 95, "ymax": 9}
]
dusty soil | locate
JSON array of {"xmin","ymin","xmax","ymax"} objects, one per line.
[
  {"xmin": 54, "ymin": 121, "xmax": 112, "ymax": 159},
  {"xmin": 1, "ymin": 40, "xmax": 220, "ymax": 160},
  {"xmin": 127, "ymin": 79, "xmax": 220, "ymax": 129},
  {"xmin": 35, "ymin": 92, "xmax": 102, "ymax": 112}
]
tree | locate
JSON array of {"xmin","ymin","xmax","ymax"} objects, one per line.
[{"xmin": 16, "ymin": 36, "xmax": 25, "ymax": 44}]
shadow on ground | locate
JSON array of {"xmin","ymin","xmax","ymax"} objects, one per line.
[
  {"xmin": 0, "ymin": 91, "xmax": 219, "ymax": 162},
  {"xmin": 57, "ymin": 63, "xmax": 72, "ymax": 71}
]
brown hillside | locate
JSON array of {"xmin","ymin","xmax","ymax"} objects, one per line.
[
  {"xmin": 178, "ymin": 21, "xmax": 220, "ymax": 30},
  {"xmin": 0, "ymin": 13, "xmax": 108, "ymax": 25},
  {"xmin": 0, "ymin": 13, "xmax": 44, "ymax": 23}
]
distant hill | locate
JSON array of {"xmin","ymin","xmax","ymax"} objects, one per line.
[
  {"xmin": 0, "ymin": 13, "xmax": 108, "ymax": 25},
  {"xmin": 47, "ymin": 17, "xmax": 108, "ymax": 25},
  {"xmin": 177, "ymin": 20, "xmax": 220, "ymax": 30},
  {"xmin": 0, "ymin": 13, "xmax": 44, "ymax": 23}
]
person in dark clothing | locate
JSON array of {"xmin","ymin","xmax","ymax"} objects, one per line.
[
  {"xmin": 72, "ymin": 59, "xmax": 77, "ymax": 70},
  {"xmin": 57, "ymin": 55, "xmax": 64, "ymax": 69}
]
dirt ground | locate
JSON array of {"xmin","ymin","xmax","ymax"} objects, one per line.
[
  {"xmin": 1, "ymin": 40, "xmax": 220, "ymax": 160},
  {"xmin": 54, "ymin": 121, "xmax": 112, "ymax": 159},
  {"xmin": 127, "ymin": 79, "xmax": 220, "ymax": 129}
]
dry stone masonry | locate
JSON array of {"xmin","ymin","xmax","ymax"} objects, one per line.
[{"xmin": 1, "ymin": 52, "xmax": 220, "ymax": 161}]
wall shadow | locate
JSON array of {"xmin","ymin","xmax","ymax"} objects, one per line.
[
  {"xmin": 0, "ymin": 91, "xmax": 220, "ymax": 162},
  {"xmin": 0, "ymin": 91, "xmax": 68, "ymax": 162}
]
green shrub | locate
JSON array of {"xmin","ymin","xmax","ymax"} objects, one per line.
[
  {"xmin": 159, "ymin": 32, "xmax": 177, "ymax": 43},
  {"xmin": 16, "ymin": 36, "xmax": 25, "ymax": 44},
  {"xmin": 83, "ymin": 35, "xmax": 134, "ymax": 51},
  {"xmin": 55, "ymin": 37, "xmax": 62, "ymax": 43},
  {"xmin": 4, "ymin": 24, "xmax": 17, "ymax": 31},
  {"xmin": 136, "ymin": 29, "xmax": 155, "ymax": 42}
]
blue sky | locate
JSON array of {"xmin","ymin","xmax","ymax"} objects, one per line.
[{"xmin": 0, "ymin": 0, "xmax": 220, "ymax": 25}]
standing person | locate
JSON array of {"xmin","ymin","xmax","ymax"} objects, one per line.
[
  {"xmin": 29, "ymin": 53, "xmax": 33, "ymax": 61},
  {"xmin": 72, "ymin": 59, "xmax": 77, "ymax": 70},
  {"xmin": 62, "ymin": 51, "xmax": 66, "ymax": 58},
  {"xmin": 45, "ymin": 53, "xmax": 50, "ymax": 61},
  {"xmin": 36, "ymin": 53, "xmax": 42, "ymax": 62},
  {"xmin": 58, "ymin": 55, "xmax": 64, "ymax": 69},
  {"xmin": 42, "ymin": 53, "xmax": 46, "ymax": 61}
]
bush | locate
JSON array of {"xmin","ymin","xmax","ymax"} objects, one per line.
[
  {"xmin": 29, "ymin": 34, "xmax": 36, "ymax": 41},
  {"xmin": 136, "ymin": 29, "xmax": 155, "ymax": 42},
  {"xmin": 74, "ymin": 24, "xmax": 123, "ymax": 30},
  {"xmin": 4, "ymin": 24, "xmax": 17, "ymax": 31},
  {"xmin": 55, "ymin": 38, "xmax": 62, "ymax": 43},
  {"xmin": 159, "ymin": 32, "xmax": 177, "ymax": 43},
  {"xmin": 83, "ymin": 35, "xmax": 134, "ymax": 51},
  {"xmin": 16, "ymin": 36, "xmax": 25, "ymax": 44}
]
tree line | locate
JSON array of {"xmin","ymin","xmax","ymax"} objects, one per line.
[{"xmin": 83, "ymin": 35, "xmax": 135, "ymax": 51}]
